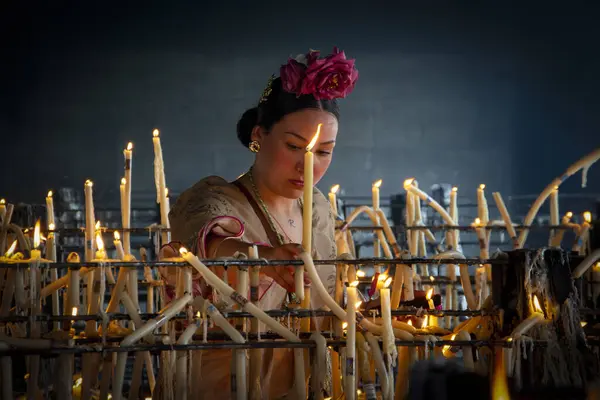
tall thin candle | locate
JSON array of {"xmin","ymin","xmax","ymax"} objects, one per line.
[
  {"xmin": 329, "ymin": 184, "xmax": 340, "ymax": 217},
  {"xmin": 84, "ymin": 180, "xmax": 96, "ymax": 262},
  {"xmin": 152, "ymin": 129, "xmax": 170, "ymax": 245},
  {"xmin": 46, "ymin": 190, "xmax": 55, "ymax": 229},
  {"xmin": 123, "ymin": 142, "xmax": 133, "ymax": 255}
]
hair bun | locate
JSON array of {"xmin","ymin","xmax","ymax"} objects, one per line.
[{"xmin": 236, "ymin": 107, "xmax": 259, "ymax": 148}]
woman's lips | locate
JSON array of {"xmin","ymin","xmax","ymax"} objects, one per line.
[{"xmin": 289, "ymin": 179, "xmax": 304, "ymax": 188}]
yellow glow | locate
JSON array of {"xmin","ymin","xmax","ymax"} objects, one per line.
[
  {"xmin": 479, "ymin": 184, "xmax": 486, "ymax": 190},
  {"xmin": 114, "ymin": 231, "xmax": 121, "ymax": 241},
  {"xmin": 422, "ymin": 315, "xmax": 428, "ymax": 328},
  {"xmin": 426, "ymin": 288, "xmax": 434, "ymax": 300},
  {"xmin": 403, "ymin": 178, "xmax": 415, "ymax": 189},
  {"xmin": 451, "ymin": 187, "xmax": 458, "ymax": 192},
  {"xmin": 383, "ymin": 277, "xmax": 392, "ymax": 288},
  {"xmin": 47, "ymin": 190, "xmax": 53, "ymax": 198},
  {"xmin": 355, "ymin": 301, "xmax": 362, "ymax": 309},
  {"xmin": 0, "ymin": 199, "xmax": 4, "ymax": 205},
  {"xmin": 566, "ymin": 211, "xmax": 573, "ymax": 218},
  {"xmin": 330, "ymin": 184, "xmax": 340, "ymax": 194},
  {"xmin": 306, "ymin": 123, "xmax": 322, "ymax": 151},
  {"xmin": 72, "ymin": 307, "xmax": 78, "ymax": 316},
  {"xmin": 378, "ymin": 274, "xmax": 388, "ymax": 282},
  {"xmin": 165, "ymin": 188, "xmax": 169, "ymax": 197},
  {"xmin": 349, "ymin": 280, "xmax": 359, "ymax": 287},
  {"xmin": 584, "ymin": 211, "xmax": 592, "ymax": 223},
  {"xmin": 429, "ymin": 276, "xmax": 434, "ymax": 281},
  {"xmin": 581, "ymin": 321, "xmax": 588, "ymax": 327},
  {"xmin": 442, "ymin": 333, "xmax": 457, "ymax": 353},
  {"xmin": 96, "ymin": 233, "xmax": 104, "ymax": 251},
  {"xmin": 95, "ymin": 221, "xmax": 101, "ymax": 230},
  {"xmin": 491, "ymin": 348, "xmax": 510, "ymax": 399},
  {"xmin": 126, "ymin": 142, "xmax": 133, "ymax": 151},
  {"xmin": 553, "ymin": 185, "xmax": 559, "ymax": 190},
  {"xmin": 85, "ymin": 179, "xmax": 93, "ymax": 187},
  {"xmin": 356, "ymin": 270, "xmax": 366, "ymax": 278},
  {"xmin": 153, "ymin": 129, "xmax": 160, "ymax": 137},
  {"xmin": 407, "ymin": 320, "xmax": 413, "ymax": 326},
  {"xmin": 33, "ymin": 219, "xmax": 41, "ymax": 248},
  {"xmin": 179, "ymin": 247, "xmax": 189, "ymax": 255},
  {"xmin": 474, "ymin": 217, "xmax": 481, "ymax": 226},
  {"xmin": 49, "ymin": 223, "xmax": 55, "ymax": 231},
  {"xmin": 342, "ymin": 322, "xmax": 348, "ymax": 330},
  {"xmin": 373, "ymin": 179, "xmax": 383, "ymax": 188},
  {"xmin": 533, "ymin": 295, "xmax": 542, "ymax": 314},
  {"xmin": 121, "ymin": 177, "xmax": 126, "ymax": 186},
  {"xmin": 196, "ymin": 311, "xmax": 201, "ymax": 319},
  {"xmin": 5, "ymin": 240, "xmax": 17, "ymax": 257}
]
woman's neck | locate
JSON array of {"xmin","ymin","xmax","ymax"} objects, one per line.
[{"xmin": 249, "ymin": 168, "xmax": 298, "ymax": 217}]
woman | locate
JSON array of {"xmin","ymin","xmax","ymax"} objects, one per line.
[{"xmin": 163, "ymin": 47, "xmax": 358, "ymax": 399}]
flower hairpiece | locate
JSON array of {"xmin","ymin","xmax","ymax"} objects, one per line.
[{"xmin": 280, "ymin": 47, "xmax": 359, "ymax": 100}]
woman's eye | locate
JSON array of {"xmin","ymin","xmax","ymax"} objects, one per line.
[
  {"xmin": 317, "ymin": 150, "xmax": 331, "ymax": 156},
  {"xmin": 286, "ymin": 143, "xmax": 301, "ymax": 151}
]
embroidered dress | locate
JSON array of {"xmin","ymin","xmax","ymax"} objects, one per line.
[{"xmin": 160, "ymin": 174, "xmax": 336, "ymax": 399}]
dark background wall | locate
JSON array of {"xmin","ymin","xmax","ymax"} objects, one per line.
[{"xmin": 2, "ymin": 2, "xmax": 599, "ymax": 209}]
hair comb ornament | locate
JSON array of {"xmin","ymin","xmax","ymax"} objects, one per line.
[
  {"xmin": 279, "ymin": 47, "xmax": 359, "ymax": 101},
  {"xmin": 259, "ymin": 74, "xmax": 276, "ymax": 104}
]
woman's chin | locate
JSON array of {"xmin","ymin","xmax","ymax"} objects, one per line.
[{"xmin": 280, "ymin": 186, "xmax": 303, "ymax": 200}]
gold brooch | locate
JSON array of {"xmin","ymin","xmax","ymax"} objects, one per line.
[{"xmin": 259, "ymin": 74, "xmax": 275, "ymax": 104}]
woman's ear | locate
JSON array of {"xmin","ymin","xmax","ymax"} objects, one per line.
[{"xmin": 250, "ymin": 125, "xmax": 264, "ymax": 143}]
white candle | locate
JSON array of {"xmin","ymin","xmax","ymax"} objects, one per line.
[
  {"xmin": 372, "ymin": 179, "xmax": 382, "ymax": 211},
  {"xmin": 449, "ymin": 187, "xmax": 459, "ymax": 249},
  {"xmin": 492, "ymin": 192, "xmax": 518, "ymax": 249},
  {"xmin": 113, "ymin": 231, "xmax": 125, "ymax": 260},
  {"xmin": 346, "ymin": 287, "xmax": 358, "ymax": 400},
  {"xmin": 477, "ymin": 184, "xmax": 489, "ymax": 224},
  {"xmin": 379, "ymin": 279, "xmax": 396, "ymax": 399},
  {"xmin": 123, "ymin": 142, "xmax": 133, "ymax": 255},
  {"xmin": 95, "ymin": 232, "xmax": 107, "ymax": 260},
  {"xmin": 329, "ymin": 184, "xmax": 340, "ymax": 217},
  {"xmin": 152, "ymin": 129, "xmax": 170, "ymax": 245},
  {"xmin": 0, "ymin": 199, "xmax": 5, "ymax": 222},
  {"xmin": 119, "ymin": 177, "xmax": 127, "ymax": 250},
  {"xmin": 46, "ymin": 191, "xmax": 55, "ymax": 229},
  {"xmin": 302, "ymin": 123, "xmax": 321, "ymax": 254},
  {"xmin": 592, "ymin": 262, "xmax": 600, "ymax": 307},
  {"xmin": 549, "ymin": 186, "xmax": 559, "ymax": 246},
  {"xmin": 84, "ymin": 180, "xmax": 96, "ymax": 262},
  {"xmin": 30, "ymin": 220, "xmax": 42, "ymax": 260}
]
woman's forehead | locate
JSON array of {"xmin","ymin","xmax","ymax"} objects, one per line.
[{"xmin": 275, "ymin": 110, "xmax": 338, "ymax": 141}]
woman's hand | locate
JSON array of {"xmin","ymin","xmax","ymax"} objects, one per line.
[{"xmin": 261, "ymin": 243, "xmax": 311, "ymax": 293}]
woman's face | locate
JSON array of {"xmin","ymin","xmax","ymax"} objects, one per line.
[{"xmin": 251, "ymin": 109, "xmax": 338, "ymax": 199}]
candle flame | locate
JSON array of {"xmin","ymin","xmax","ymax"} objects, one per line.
[
  {"xmin": 49, "ymin": 223, "xmax": 55, "ymax": 231},
  {"xmin": 72, "ymin": 307, "xmax": 78, "ymax": 316},
  {"xmin": 196, "ymin": 311, "xmax": 201, "ymax": 319},
  {"xmin": 429, "ymin": 276, "xmax": 434, "ymax": 281},
  {"xmin": 179, "ymin": 247, "xmax": 189, "ymax": 255},
  {"xmin": 422, "ymin": 315, "xmax": 428, "ymax": 328},
  {"xmin": 355, "ymin": 301, "xmax": 362, "ymax": 309},
  {"xmin": 96, "ymin": 232, "xmax": 105, "ymax": 251},
  {"xmin": 426, "ymin": 288, "xmax": 434, "ymax": 300},
  {"xmin": 47, "ymin": 190, "xmax": 53, "ymax": 198},
  {"xmin": 553, "ymin": 185, "xmax": 559, "ymax": 190},
  {"xmin": 95, "ymin": 221, "xmax": 101, "ymax": 230},
  {"xmin": 581, "ymin": 321, "xmax": 588, "ymax": 327},
  {"xmin": 491, "ymin": 348, "xmax": 510, "ymax": 400},
  {"xmin": 373, "ymin": 179, "xmax": 383, "ymax": 188},
  {"xmin": 383, "ymin": 277, "xmax": 392, "ymax": 288},
  {"xmin": 5, "ymin": 240, "xmax": 17, "ymax": 257},
  {"xmin": 474, "ymin": 217, "xmax": 481, "ymax": 226},
  {"xmin": 127, "ymin": 142, "xmax": 133, "ymax": 151},
  {"xmin": 533, "ymin": 295, "xmax": 542, "ymax": 314},
  {"xmin": 330, "ymin": 184, "xmax": 340, "ymax": 194},
  {"xmin": 407, "ymin": 319, "xmax": 413, "ymax": 326},
  {"xmin": 0, "ymin": 199, "xmax": 4, "ymax": 205},
  {"xmin": 442, "ymin": 333, "xmax": 457, "ymax": 353},
  {"xmin": 306, "ymin": 124, "xmax": 322, "ymax": 151},
  {"xmin": 153, "ymin": 129, "xmax": 160, "ymax": 137},
  {"xmin": 403, "ymin": 178, "xmax": 415, "ymax": 189},
  {"xmin": 121, "ymin": 177, "xmax": 127, "ymax": 186},
  {"xmin": 33, "ymin": 219, "xmax": 41, "ymax": 249},
  {"xmin": 451, "ymin": 187, "xmax": 458, "ymax": 192},
  {"xmin": 584, "ymin": 211, "xmax": 592, "ymax": 223},
  {"xmin": 349, "ymin": 280, "xmax": 359, "ymax": 287},
  {"xmin": 566, "ymin": 211, "xmax": 573, "ymax": 218},
  {"xmin": 85, "ymin": 179, "xmax": 93, "ymax": 187},
  {"xmin": 342, "ymin": 322, "xmax": 348, "ymax": 330},
  {"xmin": 479, "ymin": 184, "xmax": 486, "ymax": 190},
  {"xmin": 114, "ymin": 231, "xmax": 121, "ymax": 241},
  {"xmin": 377, "ymin": 274, "xmax": 388, "ymax": 282},
  {"xmin": 165, "ymin": 188, "xmax": 169, "ymax": 197},
  {"xmin": 356, "ymin": 270, "xmax": 366, "ymax": 278}
]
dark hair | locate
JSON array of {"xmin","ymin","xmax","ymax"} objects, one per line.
[{"xmin": 236, "ymin": 77, "xmax": 340, "ymax": 148}]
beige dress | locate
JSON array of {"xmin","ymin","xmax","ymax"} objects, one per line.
[{"xmin": 165, "ymin": 174, "xmax": 337, "ymax": 400}]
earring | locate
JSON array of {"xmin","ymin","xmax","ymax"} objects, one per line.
[{"xmin": 249, "ymin": 140, "xmax": 261, "ymax": 153}]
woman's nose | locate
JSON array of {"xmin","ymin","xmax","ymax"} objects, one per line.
[{"xmin": 295, "ymin": 158, "xmax": 304, "ymax": 173}]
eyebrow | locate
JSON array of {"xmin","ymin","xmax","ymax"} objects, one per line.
[{"xmin": 285, "ymin": 131, "xmax": 336, "ymax": 145}]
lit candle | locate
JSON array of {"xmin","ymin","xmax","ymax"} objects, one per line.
[
  {"xmin": 152, "ymin": 129, "xmax": 170, "ymax": 245},
  {"xmin": 510, "ymin": 295, "xmax": 545, "ymax": 339},
  {"xmin": 30, "ymin": 220, "xmax": 42, "ymax": 260},
  {"xmin": 477, "ymin": 184, "xmax": 489, "ymax": 224},
  {"xmin": 425, "ymin": 288, "xmax": 438, "ymax": 327},
  {"xmin": 46, "ymin": 190, "xmax": 55, "ymax": 229},
  {"xmin": 28, "ymin": 219, "xmax": 42, "ymax": 398},
  {"xmin": 491, "ymin": 345, "xmax": 510, "ymax": 400},
  {"xmin": 573, "ymin": 211, "xmax": 592, "ymax": 253},
  {"xmin": 0, "ymin": 198, "xmax": 5, "ymax": 221},
  {"xmin": 123, "ymin": 142, "xmax": 133, "ymax": 254},
  {"xmin": 95, "ymin": 232, "xmax": 106, "ymax": 260},
  {"xmin": 302, "ymin": 123, "xmax": 321, "ymax": 254},
  {"xmin": 84, "ymin": 180, "xmax": 96, "ymax": 262},
  {"xmin": 48, "ymin": 223, "xmax": 59, "ymax": 330},
  {"xmin": 346, "ymin": 286, "xmax": 358, "ymax": 400},
  {"xmin": 549, "ymin": 186, "xmax": 559, "ymax": 245},
  {"xmin": 119, "ymin": 177, "xmax": 128, "ymax": 251},
  {"xmin": 329, "ymin": 184, "xmax": 340, "ymax": 217},
  {"xmin": 113, "ymin": 231, "xmax": 125, "ymax": 260},
  {"xmin": 372, "ymin": 179, "xmax": 382, "ymax": 211}
]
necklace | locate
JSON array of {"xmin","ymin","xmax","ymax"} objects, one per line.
[{"xmin": 247, "ymin": 167, "xmax": 288, "ymax": 246}]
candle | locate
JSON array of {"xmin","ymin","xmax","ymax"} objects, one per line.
[
  {"xmin": 492, "ymin": 192, "xmax": 518, "ymax": 249},
  {"xmin": 302, "ymin": 123, "xmax": 321, "ymax": 254},
  {"xmin": 491, "ymin": 346, "xmax": 510, "ymax": 400},
  {"xmin": 0, "ymin": 199, "xmax": 5, "ymax": 221},
  {"xmin": 95, "ymin": 232, "xmax": 106, "ymax": 260},
  {"xmin": 379, "ymin": 277, "xmax": 396, "ymax": 399},
  {"xmin": 123, "ymin": 142, "xmax": 133, "ymax": 254},
  {"xmin": 593, "ymin": 262, "xmax": 600, "ymax": 307},
  {"xmin": 114, "ymin": 231, "xmax": 125, "ymax": 260},
  {"xmin": 573, "ymin": 211, "xmax": 592, "ymax": 253},
  {"xmin": 372, "ymin": 179, "xmax": 382, "ymax": 211},
  {"xmin": 510, "ymin": 295, "xmax": 545, "ymax": 339},
  {"xmin": 425, "ymin": 288, "xmax": 439, "ymax": 327},
  {"xmin": 329, "ymin": 184, "xmax": 340, "ymax": 217},
  {"xmin": 549, "ymin": 186, "xmax": 559, "ymax": 245},
  {"xmin": 30, "ymin": 220, "xmax": 41, "ymax": 260},
  {"xmin": 46, "ymin": 190, "xmax": 55, "ymax": 229},
  {"xmin": 477, "ymin": 184, "xmax": 489, "ymax": 224},
  {"xmin": 84, "ymin": 180, "xmax": 96, "ymax": 262},
  {"xmin": 346, "ymin": 287, "xmax": 358, "ymax": 400},
  {"xmin": 27, "ymin": 219, "xmax": 42, "ymax": 399},
  {"xmin": 152, "ymin": 129, "xmax": 170, "ymax": 245},
  {"xmin": 449, "ymin": 186, "xmax": 459, "ymax": 249}
]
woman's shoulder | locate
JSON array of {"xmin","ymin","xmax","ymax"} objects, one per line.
[
  {"xmin": 170, "ymin": 176, "xmax": 245, "ymax": 219},
  {"xmin": 312, "ymin": 186, "xmax": 334, "ymax": 227}
]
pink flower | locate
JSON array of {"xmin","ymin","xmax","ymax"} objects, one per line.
[
  {"xmin": 280, "ymin": 58, "xmax": 305, "ymax": 94},
  {"xmin": 300, "ymin": 47, "xmax": 359, "ymax": 100},
  {"xmin": 279, "ymin": 47, "xmax": 359, "ymax": 100}
]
